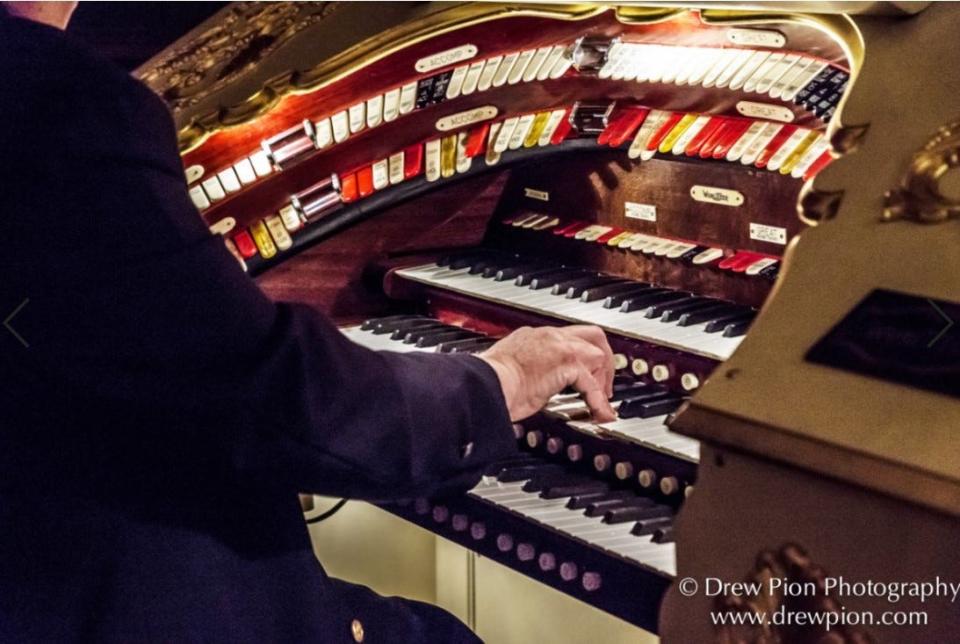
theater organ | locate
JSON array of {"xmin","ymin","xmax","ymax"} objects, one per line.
[{"xmin": 138, "ymin": 2, "xmax": 956, "ymax": 641}]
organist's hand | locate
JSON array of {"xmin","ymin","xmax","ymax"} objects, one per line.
[{"xmin": 479, "ymin": 325, "xmax": 616, "ymax": 423}]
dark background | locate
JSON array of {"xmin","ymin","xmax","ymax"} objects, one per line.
[{"xmin": 68, "ymin": 1, "xmax": 227, "ymax": 70}]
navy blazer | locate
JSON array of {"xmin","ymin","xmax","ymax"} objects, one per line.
[{"xmin": 0, "ymin": 15, "xmax": 516, "ymax": 643}]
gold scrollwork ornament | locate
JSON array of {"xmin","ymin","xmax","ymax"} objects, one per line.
[{"xmin": 883, "ymin": 118, "xmax": 960, "ymax": 223}]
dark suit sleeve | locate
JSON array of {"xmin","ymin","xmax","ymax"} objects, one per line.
[{"xmin": 5, "ymin": 25, "xmax": 517, "ymax": 501}]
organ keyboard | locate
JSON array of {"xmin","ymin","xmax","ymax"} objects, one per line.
[{"xmin": 139, "ymin": 2, "xmax": 950, "ymax": 641}]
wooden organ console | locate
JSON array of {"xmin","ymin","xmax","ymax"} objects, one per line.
[{"xmin": 139, "ymin": 2, "xmax": 960, "ymax": 641}]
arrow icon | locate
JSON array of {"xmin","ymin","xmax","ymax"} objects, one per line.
[
  {"xmin": 4, "ymin": 298, "xmax": 29, "ymax": 348},
  {"xmin": 927, "ymin": 299, "xmax": 954, "ymax": 348}
]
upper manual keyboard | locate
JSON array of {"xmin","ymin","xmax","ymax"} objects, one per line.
[{"xmin": 394, "ymin": 251, "xmax": 756, "ymax": 361}]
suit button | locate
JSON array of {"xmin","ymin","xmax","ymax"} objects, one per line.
[
  {"xmin": 351, "ymin": 618, "xmax": 364, "ymax": 642},
  {"xmin": 459, "ymin": 442, "xmax": 474, "ymax": 459}
]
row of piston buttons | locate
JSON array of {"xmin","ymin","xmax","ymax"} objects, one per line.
[
  {"xmin": 613, "ymin": 353, "xmax": 701, "ymax": 392},
  {"xmin": 412, "ymin": 498, "xmax": 602, "ymax": 592},
  {"xmin": 524, "ymin": 429, "xmax": 693, "ymax": 499}
]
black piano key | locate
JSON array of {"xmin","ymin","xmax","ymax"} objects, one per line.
[
  {"xmin": 602, "ymin": 503, "xmax": 672, "ymax": 524},
  {"xmin": 497, "ymin": 463, "xmax": 566, "ymax": 483},
  {"xmin": 603, "ymin": 286, "xmax": 666, "ymax": 309},
  {"xmin": 652, "ymin": 525, "xmax": 675, "ymax": 544},
  {"xmin": 585, "ymin": 496, "xmax": 654, "ymax": 518},
  {"xmin": 391, "ymin": 322, "xmax": 448, "ymax": 341},
  {"xmin": 371, "ymin": 317, "xmax": 434, "ymax": 335},
  {"xmin": 630, "ymin": 517, "xmax": 673, "ymax": 536},
  {"xmin": 610, "ymin": 382, "xmax": 651, "ymax": 402},
  {"xmin": 529, "ymin": 269, "xmax": 590, "ymax": 290},
  {"xmin": 475, "ymin": 256, "xmax": 520, "ymax": 277},
  {"xmin": 493, "ymin": 262, "xmax": 546, "ymax": 281},
  {"xmin": 449, "ymin": 251, "xmax": 497, "ymax": 271},
  {"xmin": 620, "ymin": 290, "xmax": 689, "ymax": 314},
  {"xmin": 550, "ymin": 274, "xmax": 612, "ymax": 297},
  {"xmin": 540, "ymin": 480, "xmax": 609, "ymax": 500},
  {"xmin": 514, "ymin": 266, "xmax": 567, "ymax": 287},
  {"xmin": 566, "ymin": 489, "xmax": 634, "ymax": 510},
  {"xmin": 579, "ymin": 280, "xmax": 648, "ymax": 303},
  {"xmin": 522, "ymin": 473, "xmax": 592, "ymax": 493},
  {"xmin": 643, "ymin": 294, "xmax": 701, "ymax": 318},
  {"xmin": 637, "ymin": 397, "xmax": 684, "ymax": 419},
  {"xmin": 466, "ymin": 255, "xmax": 507, "ymax": 275},
  {"xmin": 704, "ymin": 311, "xmax": 755, "ymax": 334},
  {"xmin": 566, "ymin": 277, "xmax": 632, "ymax": 299},
  {"xmin": 676, "ymin": 304, "xmax": 743, "ymax": 327},
  {"xmin": 483, "ymin": 457, "xmax": 544, "ymax": 477},
  {"xmin": 443, "ymin": 338, "xmax": 495, "ymax": 354},
  {"xmin": 659, "ymin": 298, "xmax": 724, "ymax": 323},
  {"xmin": 617, "ymin": 392, "xmax": 676, "ymax": 419},
  {"xmin": 360, "ymin": 314, "xmax": 421, "ymax": 331},
  {"xmin": 415, "ymin": 329, "xmax": 478, "ymax": 348},
  {"xmin": 722, "ymin": 316, "xmax": 756, "ymax": 338}
]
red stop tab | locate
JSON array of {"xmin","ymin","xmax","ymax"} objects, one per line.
[
  {"xmin": 550, "ymin": 109, "xmax": 574, "ymax": 145},
  {"xmin": 357, "ymin": 166, "xmax": 374, "ymax": 198},
  {"xmin": 403, "ymin": 144, "xmax": 423, "ymax": 178},
  {"xmin": 339, "ymin": 173, "xmax": 358, "ymax": 203},
  {"xmin": 464, "ymin": 124, "xmax": 490, "ymax": 157},
  {"xmin": 232, "ymin": 230, "xmax": 258, "ymax": 259},
  {"xmin": 685, "ymin": 117, "xmax": 724, "ymax": 157},
  {"xmin": 755, "ymin": 125, "xmax": 798, "ymax": 169}
]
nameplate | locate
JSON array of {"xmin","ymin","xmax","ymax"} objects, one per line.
[
  {"xmin": 690, "ymin": 186, "xmax": 744, "ymax": 207},
  {"xmin": 736, "ymin": 101, "xmax": 795, "ymax": 123},
  {"xmin": 208, "ymin": 216, "xmax": 236, "ymax": 236},
  {"xmin": 524, "ymin": 188, "xmax": 549, "ymax": 202},
  {"xmin": 749, "ymin": 222, "xmax": 787, "ymax": 245},
  {"xmin": 435, "ymin": 106, "xmax": 498, "ymax": 132},
  {"xmin": 726, "ymin": 28, "xmax": 786, "ymax": 48},
  {"xmin": 625, "ymin": 201, "xmax": 657, "ymax": 222},
  {"xmin": 416, "ymin": 45, "xmax": 478, "ymax": 73}
]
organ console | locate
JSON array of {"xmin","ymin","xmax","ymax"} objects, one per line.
[{"xmin": 139, "ymin": 1, "xmax": 960, "ymax": 641}]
